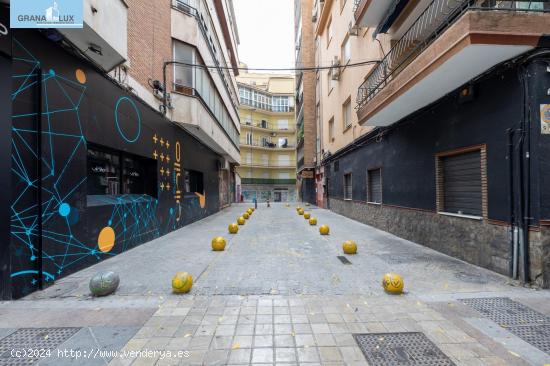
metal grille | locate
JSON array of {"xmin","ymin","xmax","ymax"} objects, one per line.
[
  {"xmin": 354, "ymin": 332, "xmax": 455, "ymax": 366},
  {"xmin": 0, "ymin": 328, "xmax": 80, "ymax": 365},
  {"xmin": 337, "ymin": 256, "xmax": 352, "ymax": 264},
  {"xmin": 460, "ymin": 297, "xmax": 550, "ymax": 355},
  {"xmin": 507, "ymin": 325, "xmax": 550, "ymax": 354},
  {"xmin": 460, "ymin": 297, "xmax": 550, "ymax": 326}
]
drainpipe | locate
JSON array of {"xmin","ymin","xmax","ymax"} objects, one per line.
[{"xmin": 507, "ymin": 128, "xmax": 518, "ymax": 279}]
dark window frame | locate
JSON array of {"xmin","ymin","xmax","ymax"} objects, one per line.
[
  {"xmin": 367, "ymin": 167, "xmax": 382, "ymax": 204},
  {"xmin": 343, "ymin": 172, "xmax": 352, "ymax": 200},
  {"xmin": 436, "ymin": 144, "xmax": 487, "ymax": 219}
]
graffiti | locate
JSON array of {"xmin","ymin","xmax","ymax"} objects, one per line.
[{"xmin": 0, "ymin": 22, "xmax": 7, "ymax": 36}]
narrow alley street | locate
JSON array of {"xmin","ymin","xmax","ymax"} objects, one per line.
[{"xmin": 1, "ymin": 204, "xmax": 549, "ymax": 365}]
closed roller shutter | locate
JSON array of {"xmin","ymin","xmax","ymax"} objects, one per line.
[
  {"xmin": 442, "ymin": 151, "xmax": 481, "ymax": 216},
  {"xmin": 368, "ymin": 168, "xmax": 382, "ymax": 203}
]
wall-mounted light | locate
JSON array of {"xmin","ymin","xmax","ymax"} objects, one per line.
[{"xmin": 91, "ymin": 5, "xmax": 98, "ymax": 14}]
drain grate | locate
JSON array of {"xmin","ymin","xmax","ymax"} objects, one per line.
[
  {"xmin": 337, "ymin": 256, "xmax": 352, "ymax": 264},
  {"xmin": 354, "ymin": 332, "xmax": 455, "ymax": 366},
  {"xmin": 0, "ymin": 327, "xmax": 80, "ymax": 365},
  {"xmin": 460, "ymin": 297, "xmax": 550, "ymax": 355},
  {"xmin": 459, "ymin": 297, "xmax": 550, "ymax": 327}
]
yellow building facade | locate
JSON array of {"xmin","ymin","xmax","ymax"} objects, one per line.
[{"xmin": 236, "ymin": 71, "xmax": 297, "ymax": 202}]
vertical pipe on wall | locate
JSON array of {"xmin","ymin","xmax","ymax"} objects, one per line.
[
  {"xmin": 36, "ymin": 65, "xmax": 43, "ymax": 289},
  {"xmin": 507, "ymin": 128, "xmax": 516, "ymax": 279}
]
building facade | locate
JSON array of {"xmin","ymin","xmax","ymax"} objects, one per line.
[
  {"xmin": 305, "ymin": 0, "xmax": 550, "ymax": 287},
  {"xmin": 0, "ymin": 0, "xmax": 240, "ymax": 299},
  {"xmin": 236, "ymin": 70, "xmax": 297, "ymax": 203},
  {"xmin": 294, "ymin": 0, "xmax": 317, "ymax": 204}
]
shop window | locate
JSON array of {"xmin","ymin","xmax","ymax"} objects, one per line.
[
  {"xmin": 367, "ymin": 168, "xmax": 382, "ymax": 204},
  {"xmin": 344, "ymin": 173, "xmax": 352, "ymax": 200},
  {"xmin": 87, "ymin": 144, "xmax": 157, "ymax": 199},
  {"xmin": 184, "ymin": 170, "xmax": 204, "ymax": 194}
]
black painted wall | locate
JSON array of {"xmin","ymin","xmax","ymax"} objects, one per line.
[
  {"xmin": 326, "ymin": 60, "xmax": 549, "ymax": 225},
  {"xmin": 0, "ymin": 5, "xmax": 11, "ymax": 300},
  {"xmin": 9, "ymin": 30, "xmax": 222, "ymax": 299}
]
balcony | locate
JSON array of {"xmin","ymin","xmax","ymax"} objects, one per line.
[
  {"xmin": 241, "ymin": 140, "xmax": 296, "ymax": 150},
  {"xmin": 241, "ymin": 178, "xmax": 297, "ymax": 185},
  {"xmin": 241, "ymin": 119, "xmax": 296, "ymax": 133},
  {"xmin": 354, "ymin": 0, "xmax": 402, "ymax": 28},
  {"xmin": 240, "ymin": 98, "xmax": 295, "ymax": 113},
  {"xmin": 356, "ymin": 0, "xmax": 550, "ymax": 126},
  {"xmin": 240, "ymin": 160, "xmax": 297, "ymax": 169},
  {"xmin": 58, "ymin": 0, "xmax": 128, "ymax": 71}
]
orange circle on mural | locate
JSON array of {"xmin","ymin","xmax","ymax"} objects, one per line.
[
  {"xmin": 75, "ymin": 69, "xmax": 87, "ymax": 84},
  {"xmin": 98, "ymin": 227, "xmax": 115, "ymax": 252}
]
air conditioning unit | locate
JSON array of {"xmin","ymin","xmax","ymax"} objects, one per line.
[
  {"xmin": 331, "ymin": 56, "xmax": 341, "ymax": 81},
  {"xmin": 349, "ymin": 21, "xmax": 360, "ymax": 37}
]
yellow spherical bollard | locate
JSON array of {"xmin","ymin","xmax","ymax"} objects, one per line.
[
  {"xmin": 319, "ymin": 225, "xmax": 330, "ymax": 235},
  {"xmin": 237, "ymin": 216, "xmax": 246, "ymax": 225},
  {"xmin": 309, "ymin": 217, "xmax": 317, "ymax": 226},
  {"xmin": 342, "ymin": 240, "xmax": 357, "ymax": 254},
  {"xmin": 247, "ymin": 208, "xmax": 253, "ymax": 215},
  {"xmin": 250, "ymin": 207, "xmax": 255, "ymax": 212},
  {"xmin": 298, "ymin": 209, "xmax": 304, "ymax": 216},
  {"xmin": 382, "ymin": 273, "xmax": 404, "ymax": 294},
  {"xmin": 296, "ymin": 207, "xmax": 302, "ymax": 212},
  {"xmin": 228, "ymin": 223, "xmax": 239, "ymax": 234},
  {"xmin": 243, "ymin": 212, "xmax": 250, "ymax": 220},
  {"xmin": 211, "ymin": 236, "xmax": 226, "ymax": 251},
  {"xmin": 304, "ymin": 212, "xmax": 311, "ymax": 219},
  {"xmin": 172, "ymin": 272, "xmax": 193, "ymax": 293}
]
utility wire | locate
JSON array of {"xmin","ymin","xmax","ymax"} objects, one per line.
[{"xmin": 170, "ymin": 60, "xmax": 381, "ymax": 72}]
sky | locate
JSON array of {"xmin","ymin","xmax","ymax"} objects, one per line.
[{"xmin": 233, "ymin": 0, "xmax": 295, "ymax": 73}]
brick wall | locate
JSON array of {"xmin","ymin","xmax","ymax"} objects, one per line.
[
  {"xmin": 127, "ymin": 0, "xmax": 172, "ymax": 94},
  {"xmin": 299, "ymin": 0, "xmax": 316, "ymax": 169}
]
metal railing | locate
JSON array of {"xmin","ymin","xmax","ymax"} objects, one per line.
[
  {"xmin": 356, "ymin": 0, "xmax": 550, "ymax": 110},
  {"xmin": 240, "ymin": 98, "xmax": 295, "ymax": 113},
  {"xmin": 241, "ymin": 120, "xmax": 296, "ymax": 131},
  {"xmin": 353, "ymin": 0, "xmax": 363, "ymax": 16},
  {"xmin": 241, "ymin": 178, "xmax": 296, "ymax": 185},
  {"xmin": 241, "ymin": 160, "xmax": 297, "ymax": 168},
  {"xmin": 241, "ymin": 140, "xmax": 296, "ymax": 149}
]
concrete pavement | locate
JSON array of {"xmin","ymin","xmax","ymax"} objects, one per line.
[{"xmin": 0, "ymin": 203, "xmax": 549, "ymax": 365}]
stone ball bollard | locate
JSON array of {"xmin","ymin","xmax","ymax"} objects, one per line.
[{"xmin": 89, "ymin": 271, "xmax": 120, "ymax": 297}]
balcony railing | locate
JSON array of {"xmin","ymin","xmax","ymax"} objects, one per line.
[
  {"xmin": 241, "ymin": 161, "xmax": 297, "ymax": 168},
  {"xmin": 241, "ymin": 120, "xmax": 296, "ymax": 132},
  {"xmin": 356, "ymin": 0, "xmax": 550, "ymax": 110},
  {"xmin": 241, "ymin": 140, "xmax": 296, "ymax": 149},
  {"xmin": 240, "ymin": 98, "xmax": 295, "ymax": 113},
  {"xmin": 241, "ymin": 178, "xmax": 297, "ymax": 185}
]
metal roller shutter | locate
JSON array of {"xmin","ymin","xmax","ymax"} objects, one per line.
[
  {"xmin": 368, "ymin": 169, "xmax": 382, "ymax": 203},
  {"xmin": 442, "ymin": 151, "xmax": 482, "ymax": 216}
]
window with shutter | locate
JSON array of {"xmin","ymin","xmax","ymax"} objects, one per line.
[
  {"xmin": 367, "ymin": 168, "xmax": 382, "ymax": 203},
  {"xmin": 344, "ymin": 173, "xmax": 352, "ymax": 200},
  {"xmin": 441, "ymin": 151, "xmax": 482, "ymax": 216}
]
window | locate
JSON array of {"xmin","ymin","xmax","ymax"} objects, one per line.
[
  {"xmin": 342, "ymin": 98, "xmax": 352, "ymax": 130},
  {"xmin": 277, "ymin": 119, "xmax": 289, "ymax": 130},
  {"xmin": 278, "ymin": 155, "xmax": 290, "ymax": 166},
  {"xmin": 278, "ymin": 137, "xmax": 288, "ymax": 148},
  {"xmin": 173, "ymin": 41, "xmax": 194, "ymax": 90},
  {"xmin": 367, "ymin": 168, "xmax": 382, "ymax": 203},
  {"xmin": 328, "ymin": 117, "xmax": 335, "ymax": 141},
  {"xmin": 184, "ymin": 170, "xmax": 204, "ymax": 194},
  {"xmin": 246, "ymin": 152, "xmax": 252, "ymax": 164},
  {"xmin": 344, "ymin": 173, "xmax": 352, "ymax": 200},
  {"xmin": 279, "ymin": 172, "xmax": 290, "ymax": 179},
  {"xmin": 341, "ymin": 36, "xmax": 351, "ymax": 64},
  {"xmin": 437, "ymin": 149, "xmax": 484, "ymax": 217},
  {"xmin": 87, "ymin": 144, "xmax": 157, "ymax": 199},
  {"xmin": 327, "ymin": 18, "xmax": 333, "ymax": 45},
  {"xmin": 327, "ymin": 69, "xmax": 333, "ymax": 93},
  {"xmin": 246, "ymin": 132, "xmax": 253, "ymax": 145},
  {"xmin": 334, "ymin": 160, "xmax": 339, "ymax": 172}
]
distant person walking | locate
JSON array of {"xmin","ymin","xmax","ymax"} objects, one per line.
[
  {"xmin": 266, "ymin": 199, "xmax": 271, "ymax": 208},
  {"xmin": 253, "ymin": 197, "xmax": 257, "ymax": 209}
]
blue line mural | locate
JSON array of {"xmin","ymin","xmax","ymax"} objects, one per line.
[{"xmin": 8, "ymin": 31, "xmax": 221, "ymax": 299}]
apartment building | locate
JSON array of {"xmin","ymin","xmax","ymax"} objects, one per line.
[
  {"xmin": 294, "ymin": 0, "xmax": 317, "ymax": 204},
  {"xmin": 1, "ymin": 0, "xmax": 240, "ymax": 299},
  {"xmin": 236, "ymin": 70, "xmax": 297, "ymax": 203},
  {"xmin": 308, "ymin": 0, "xmax": 550, "ymax": 287}
]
